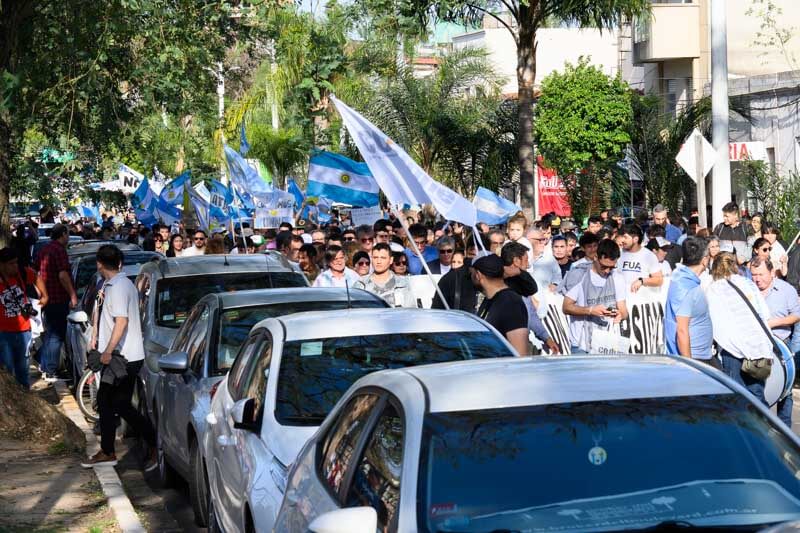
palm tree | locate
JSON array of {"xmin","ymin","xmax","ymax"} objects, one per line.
[{"xmin": 246, "ymin": 124, "xmax": 308, "ymax": 189}]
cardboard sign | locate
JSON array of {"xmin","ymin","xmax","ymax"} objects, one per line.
[{"xmin": 350, "ymin": 206, "xmax": 384, "ymax": 227}]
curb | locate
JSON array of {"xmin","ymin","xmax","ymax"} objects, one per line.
[{"xmin": 53, "ymin": 380, "xmax": 147, "ymax": 533}]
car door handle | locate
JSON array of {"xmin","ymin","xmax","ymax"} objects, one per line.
[{"xmin": 217, "ymin": 435, "xmax": 232, "ymax": 448}]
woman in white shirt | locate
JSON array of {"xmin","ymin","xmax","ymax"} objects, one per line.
[{"xmin": 707, "ymin": 252, "xmax": 772, "ymax": 405}]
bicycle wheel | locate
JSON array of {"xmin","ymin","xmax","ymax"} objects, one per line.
[{"xmin": 77, "ymin": 370, "xmax": 100, "ymax": 423}]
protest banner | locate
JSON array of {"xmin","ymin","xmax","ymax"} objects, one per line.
[
  {"xmin": 408, "ymin": 274, "xmax": 441, "ymax": 309},
  {"xmin": 350, "ymin": 206, "xmax": 384, "ymax": 227},
  {"xmin": 617, "ymin": 290, "xmax": 666, "ymax": 354},
  {"xmin": 541, "ymin": 293, "xmax": 572, "ymax": 355},
  {"xmin": 254, "ymin": 207, "xmax": 294, "ymax": 229}
]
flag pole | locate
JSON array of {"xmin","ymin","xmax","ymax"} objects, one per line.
[
  {"xmin": 392, "ymin": 205, "xmax": 450, "ymax": 310},
  {"xmin": 228, "ymin": 181, "xmax": 249, "ymax": 254}
]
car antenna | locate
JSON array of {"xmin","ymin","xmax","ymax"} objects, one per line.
[
  {"xmin": 265, "ymin": 251, "xmax": 274, "ymax": 288},
  {"xmin": 345, "ymin": 279, "xmax": 352, "ymax": 309},
  {"xmin": 223, "ymin": 254, "xmax": 230, "ymax": 266}
]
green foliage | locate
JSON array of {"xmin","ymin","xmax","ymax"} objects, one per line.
[
  {"xmin": 739, "ymin": 159, "xmax": 800, "ymax": 243},
  {"xmin": 627, "ymin": 94, "xmax": 711, "ymax": 213},
  {"xmin": 246, "ymin": 125, "xmax": 309, "ymax": 189},
  {"xmin": 534, "ymin": 58, "xmax": 632, "ymax": 219}
]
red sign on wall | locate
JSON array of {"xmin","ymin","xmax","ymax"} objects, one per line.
[{"xmin": 536, "ymin": 156, "xmax": 572, "ymax": 216}]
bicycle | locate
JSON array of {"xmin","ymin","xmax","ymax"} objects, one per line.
[{"xmin": 76, "ymin": 368, "xmax": 101, "ymax": 423}]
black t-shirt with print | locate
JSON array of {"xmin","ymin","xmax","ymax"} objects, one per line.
[{"xmin": 477, "ymin": 288, "xmax": 528, "ymax": 338}]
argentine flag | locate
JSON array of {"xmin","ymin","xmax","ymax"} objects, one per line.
[
  {"xmin": 159, "ymin": 171, "xmax": 191, "ymax": 205},
  {"xmin": 307, "ymin": 151, "xmax": 379, "ymax": 207},
  {"xmin": 473, "ymin": 187, "xmax": 520, "ymax": 225}
]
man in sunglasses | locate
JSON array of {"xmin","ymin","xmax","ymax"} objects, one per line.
[
  {"xmin": 562, "ymin": 239, "xmax": 628, "ymax": 353},
  {"xmin": 426, "ymin": 236, "xmax": 456, "ymax": 275},
  {"xmin": 356, "ymin": 225, "xmax": 375, "ymax": 253},
  {"xmin": 181, "ymin": 229, "xmax": 208, "ymax": 257}
]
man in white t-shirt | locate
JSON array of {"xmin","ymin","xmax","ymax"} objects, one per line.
[
  {"xmin": 617, "ymin": 223, "xmax": 663, "ymax": 293},
  {"xmin": 82, "ymin": 245, "xmax": 156, "ymax": 469},
  {"xmin": 563, "ymin": 239, "xmax": 629, "ymax": 352}
]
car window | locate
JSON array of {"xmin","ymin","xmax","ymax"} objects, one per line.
[
  {"xmin": 155, "ymin": 272, "xmax": 307, "ymax": 328},
  {"xmin": 136, "ymin": 275, "xmax": 151, "ymax": 325},
  {"xmin": 320, "ymin": 394, "xmax": 382, "ymax": 498},
  {"xmin": 82, "ymin": 276, "xmax": 103, "ymax": 316},
  {"xmin": 75, "ymin": 261, "xmax": 97, "ymax": 298},
  {"xmin": 346, "ymin": 402, "xmax": 404, "ymax": 532},
  {"xmin": 417, "ymin": 395, "xmax": 800, "ymax": 533},
  {"xmin": 171, "ymin": 307, "xmax": 199, "ymax": 353},
  {"xmin": 276, "ymin": 331, "xmax": 512, "ymax": 425},
  {"xmin": 228, "ymin": 332, "xmax": 263, "ymax": 402},
  {"xmin": 214, "ymin": 299, "xmax": 386, "ymax": 375},
  {"xmin": 240, "ymin": 334, "xmax": 273, "ymax": 425},
  {"xmin": 186, "ymin": 306, "xmax": 210, "ymax": 371}
]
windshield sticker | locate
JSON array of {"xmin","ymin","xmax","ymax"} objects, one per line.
[
  {"xmin": 162, "ymin": 314, "xmax": 175, "ymax": 322},
  {"xmin": 162, "ymin": 290, "xmax": 170, "ymax": 301},
  {"xmin": 300, "ymin": 341, "xmax": 323, "ymax": 357},
  {"xmin": 588, "ymin": 446, "xmax": 607, "ymax": 466},
  {"xmin": 430, "ymin": 503, "xmax": 458, "ymax": 518}
]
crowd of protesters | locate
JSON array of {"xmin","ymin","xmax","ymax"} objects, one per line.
[{"xmin": 3, "ymin": 199, "xmax": 800, "ymax": 429}]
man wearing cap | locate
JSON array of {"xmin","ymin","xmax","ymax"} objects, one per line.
[
  {"xmin": 646, "ymin": 237, "xmax": 674, "ymax": 277},
  {"xmin": 472, "ymin": 254, "xmax": 529, "ymax": 355},
  {"xmin": 0, "ymin": 247, "xmax": 48, "ymax": 388},
  {"xmin": 34, "ymin": 223, "xmax": 78, "ymax": 382}
]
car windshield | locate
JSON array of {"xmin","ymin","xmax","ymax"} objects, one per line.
[
  {"xmin": 276, "ymin": 331, "xmax": 513, "ymax": 425},
  {"xmin": 418, "ymin": 395, "xmax": 800, "ymax": 533},
  {"xmin": 156, "ymin": 272, "xmax": 306, "ymax": 328},
  {"xmin": 215, "ymin": 299, "xmax": 386, "ymax": 373}
]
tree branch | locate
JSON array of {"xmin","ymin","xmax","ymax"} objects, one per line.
[{"xmin": 464, "ymin": 3, "xmax": 517, "ymax": 39}]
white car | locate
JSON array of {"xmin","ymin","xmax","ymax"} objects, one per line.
[
  {"xmin": 203, "ymin": 308, "xmax": 516, "ymax": 533},
  {"xmin": 275, "ymin": 356, "xmax": 800, "ymax": 533}
]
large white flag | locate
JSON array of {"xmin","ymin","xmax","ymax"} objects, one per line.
[{"xmin": 331, "ymin": 95, "xmax": 477, "ymax": 226}]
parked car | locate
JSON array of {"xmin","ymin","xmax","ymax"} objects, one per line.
[
  {"xmin": 154, "ymin": 288, "xmax": 389, "ymax": 526},
  {"xmin": 71, "ymin": 250, "xmax": 158, "ymax": 299},
  {"xmin": 275, "ymin": 356, "xmax": 800, "ymax": 533},
  {"xmin": 65, "ymin": 264, "xmax": 143, "ymax": 386},
  {"xmin": 136, "ymin": 253, "xmax": 308, "ymax": 429},
  {"xmin": 204, "ymin": 308, "xmax": 516, "ymax": 533},
  {"xmin": 31, "ymin": 235, "xmax": 84, "ymax": 264},
  {"xmin": 66, "ymin": 239, "xmax": 142, "ymax": 260}
]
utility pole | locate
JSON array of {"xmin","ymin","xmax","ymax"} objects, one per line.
[
  {"xmin": 268, "ymin": 40, "xmax": 280, "ymax": 131},
  {"xmin": 710, "ymin": 0, "xmax": 731, "ymax": 228},
  {"xmin": 214, "ymin": 61, "xmax": 228, "ymax": 184}
]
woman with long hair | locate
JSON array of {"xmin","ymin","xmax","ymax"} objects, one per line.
[{"xmin": 166, "ymin": 234, "xmax": 184, "ymax": 257}]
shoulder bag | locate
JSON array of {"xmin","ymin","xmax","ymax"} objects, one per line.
[{"xmin": 726, "ymin": 279, "xmax": 780, "ymax": 380}]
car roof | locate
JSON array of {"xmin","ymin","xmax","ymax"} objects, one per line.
[
  {"xmin": 74, "ymin": 250, "xmax": 159, "ymax": 265},
  {"xmin": 138, "ymin": 252, "xmax": 302, "ymax": 278},
  {"xmin": 270, "ymin": 308, "xmax": 490, "ymax": 342},
  {"xmin": 67, "ymin": 241, "xmax": 142, "ymax": 256},
  {"xmin": 381, "ymin": 356, "xmax": 733, "ymax": 413},
  {"xmin": 210, "ymin": 287, "xmax": 386, "ymax": 309}
]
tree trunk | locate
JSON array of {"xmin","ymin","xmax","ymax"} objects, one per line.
[
  {"xmin": 0, "ymin": 118, "xmax": 12, "ymax": 248},
  {"xmin": 517, "ymin": 3, "xmax": 538, "ymax": 221}
]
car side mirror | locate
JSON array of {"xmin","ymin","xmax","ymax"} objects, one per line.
[
  {"xmin": 158, "ymin": 351, "xmax": 189, "ymax": 373},
  {"xmin": 67, "ymin": 311, "xmax": 89, "ymax": 324},
  {"xmin": 308, "ymin": 507, "xmax": 378, "ymax": 533},
  {"xmin": 231, "ymin": 398, "xmax": 257, "ymax": 431}
]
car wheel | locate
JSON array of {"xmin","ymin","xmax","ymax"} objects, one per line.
[
  {"xmin": 189, "ymin": 438, "xmax": 209, "ymax": 527},
  {"xmin": 154, "ymin": 422, "xmax": 175, "ymax": 488},
  {"xmin": 207, "ymin": 491, "xmax": 222, "ymax": 533}
]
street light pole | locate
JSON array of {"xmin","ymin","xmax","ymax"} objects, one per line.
[{"xmin": 710, "ymin": 0, "xmax": 731, "ymax": 228}]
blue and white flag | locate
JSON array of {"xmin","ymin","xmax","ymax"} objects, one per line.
[
  {"xmin": 131, "ymin": 177, "xmax": 182, "ymax": 226},
  {"xmin": 288, "ymin": 178, "xmax": 305, "ymax": 209},
  {"xmin": 209, "ymin": 179, "xmax": 234, "ymax": 220},
  {"xmin": 224, "ymin": 145, "xmax": 272, "ymax": 196},
  {"xmin": 307, "ymin": 150, "xmax": 379, "ymax": 207},
  {"xmin": 473, "ymin": 187, "xmax": 520, "ymax": 225},
  {"xmin": 331, "ymin": 95, "xmax": 477, "ymax": 226},
  {"xmin": 159, "ymin": 170, "xmax": 191, "ymax": 205},
  {"xmin": 188, "ymin": 185, "xmax": 210, "ymax": 231},
  {"xmin": 240, "ymin": 123, "xmax": 251, "ymax": 156}
]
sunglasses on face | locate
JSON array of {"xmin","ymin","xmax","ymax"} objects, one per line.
[
  {"xmin": 356, "ymin": 260, "xmax": 370, "ymax": 267},
  {"xmin": 394, "ymin": 261, "xmax": 408, "ymax": 266},
  {"xmin": 762, "ymin": 247, "xmax": 772, "ymax": 252},
  {"xmin": 598, "ymin": 264, "xmax": 616, "ymax": 273},
  {"xmin": 361, "ymin": 237, "xmax": 374, "ymax": 243},
  {"xmin": 439, "ymin": 248, "xmax": 454, "ymax": 254},
  {"xmin": 194, "ymin": 237, "xmax": 206, "ymax": 241},
  {"xmin": 344, "ymin": 237, "xmax": 356, "ymax": 242}
]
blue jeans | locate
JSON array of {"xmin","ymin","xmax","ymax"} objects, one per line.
[
  {"xmin": 0, "ymin": 330, "xmax": 32, "ymax": 389},
  {"xmin": 720, "ymin": 350, "xmax": 767, "ymax": 406},
  {"xmin": 38, "ymin": 303, "xmax": 68, "ymax": 375}
]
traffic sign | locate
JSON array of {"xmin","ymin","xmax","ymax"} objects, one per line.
[{"xmin": 676, "ymin": 129, "xmax": 715, "ymax": 183}]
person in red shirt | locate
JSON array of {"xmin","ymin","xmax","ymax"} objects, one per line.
[
  {"xmin": 34, "ymin": 224, "xmax": 78, "ymax": 382},
  {"xmin": 0, "ymin": 247, "xmax": 48, "ymax": 388}
]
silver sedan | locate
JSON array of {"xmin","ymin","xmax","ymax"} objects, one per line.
[
  {"xmin": 203, "ymin": 308, "xmax": 516, "ymax": 533},
  {"xmin": 275, "ymin": 356, "xmax": 800, "ymax": 533}
]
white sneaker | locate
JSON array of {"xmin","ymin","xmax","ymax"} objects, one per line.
[{"xmin": 43, "ymin": 374, "xmax": 62, "ymax": 383}]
